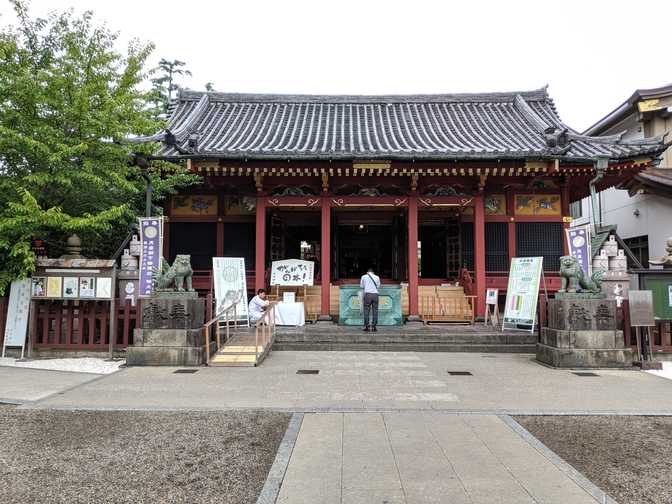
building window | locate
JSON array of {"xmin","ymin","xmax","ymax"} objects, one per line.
[
  {"xmin": 485, "ymin": 223, "xmax": 509, "ymax": 271},
  {"xmin": 623, "ymin": 235, "xmax": 649, "ymax": 269},
  {"xmin": 169, "ymin": 222, "xmax": 217, "ymax": 270},
  {"xmin": 460, "ymin": 223, "xmax": 474, "ymax": 271},
  {"xmin": 570, "ymin": 200, "xmax": 583, "ymax": 219},
  {"xmin": 516, "ymin": 222, "xmax": 564, "ymax": 271}
]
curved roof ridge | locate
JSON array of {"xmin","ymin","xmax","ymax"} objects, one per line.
[
  {"xmin": 169, "ymin": 93, "xmax": 210, "ymax": 143},
  {"xmin": 176, "ymin": 87, "xmax": 550, "ymax": 104},
  {"xmin": 513, "ymin": 95, "xmax": 551, "ymax": 133}
]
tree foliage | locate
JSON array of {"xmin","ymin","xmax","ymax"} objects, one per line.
[
  {"xmin": 0, "ymin": 1, "xmax": 199, "ymax": 294},
  {"xmin": 149, "ymin": 58, "xmax": 192, "ymax": 116}
]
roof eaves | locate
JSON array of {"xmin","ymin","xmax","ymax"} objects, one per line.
[{"xmin": 583, "ymin": 83, "xmax": 672, "ymax": 136}]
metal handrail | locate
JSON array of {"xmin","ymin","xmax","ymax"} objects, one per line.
[
  {"xmin": 254, "ymin": 301, "xmax": 277, "ymax": 364},
  {"xmin": 201, "ymin": 301, "xmax": 239, "ymax": 364}
]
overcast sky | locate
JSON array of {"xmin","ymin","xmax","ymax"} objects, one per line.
[{"xmin": 2, "ymin": 0, "xmax": 671, "ymax": 132}]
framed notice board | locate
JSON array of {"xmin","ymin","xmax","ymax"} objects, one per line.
[{"xmin": 638, "ymin": 274, "xmax": 672, "ymax": 320}]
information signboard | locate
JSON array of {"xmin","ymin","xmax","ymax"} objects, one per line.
[
  {"xmin": 138, "ymin": 217, "xmax": 164, "ymax": 297},
  {"xmin": 628, "ymin": 290, "xmax": 655, "ymax": 327},
  {"xmin": 212, "ymin": 257, "xmax": 249, "ymax": 324},
  {"xmin": 502, "ymin": 257, "xmax": 543, "ymax": 331},
  {"xmin": 2, "ymin": 279, "xmax": 31, "ymax": 358},
  {"xmin": 270, "ymin": 259, "xmax": 315, "ymax": 286}
]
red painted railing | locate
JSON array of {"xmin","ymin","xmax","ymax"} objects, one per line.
[{"xmin": 32, "ymin": 299, "xmax": 141, "ymax": 350}]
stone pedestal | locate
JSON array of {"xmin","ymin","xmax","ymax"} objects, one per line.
[
  {"xmin": 537, "ymin": 298, "xmax": 633, "ymax": 368},
  {"xmin": 126, "ymin": 295, "xmax": 209, "ymax": 366}
]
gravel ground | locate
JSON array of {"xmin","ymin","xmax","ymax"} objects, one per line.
[
  {"xmin": 0, "ymin": 409, "xmax": 290, "ymax": 504},
  {"xmin": 515, "ymin": 415, "xmax": 672, "ymax": 504}
]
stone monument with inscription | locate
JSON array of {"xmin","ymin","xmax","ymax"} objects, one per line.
[
  {"xmin": 126, "ymin": 255, "xmax": 212, "ymax": 366},
  {"xmin": 537, "ymin": 255, "xmax": 633, "ymax": 368}
]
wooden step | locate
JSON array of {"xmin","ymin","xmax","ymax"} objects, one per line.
[
  {"xmin": 209, "ymin": 353, "xmax": 257, "ymax": 366},
  {"xmin": 220, "ymin": 345, "xmax": 263, "ymax": 353}
]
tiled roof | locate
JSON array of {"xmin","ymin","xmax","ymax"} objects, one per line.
[{"xmin": 134, "ymin": 87, "xmax": 667, "ymax": 161}]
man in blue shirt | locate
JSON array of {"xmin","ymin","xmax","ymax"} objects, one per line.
[{"xmin": 360, "ymin": 268, "xmax": 381, "ymax": 332}]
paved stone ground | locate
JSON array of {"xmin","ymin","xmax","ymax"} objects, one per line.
[
  {"xmin": 28, "ymin": 352, "xmax": 672, "ymax": 413},
  {"xmin": 515, "ymin": 416, "xmax": 672, "ymax": 504},
  {"xmin": 6, "ymin": 353, "xmax": 672, "ymax": 503},
  {"xmin": 0, "ymin": 366, "xmax": 101, "ymax": 403},
  {"xmin": 0, "ymin": 408, "xmax": 289, "ymax": 504},
  {"xmin": 277, "ymin": 412, "xmax": 603, "ymax": 504}
]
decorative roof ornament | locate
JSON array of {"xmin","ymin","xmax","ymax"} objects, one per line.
[{"xmin": 649, "ymin": 237, "xmax": 672, "ymax": 268}]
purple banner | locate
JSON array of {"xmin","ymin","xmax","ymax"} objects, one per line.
[
  {"xmin": 139, "ymin": 217, "xmax": 163, "ymax": 297},
  {"xmin": 565, "ymin": 225, "xmax": 591, "ymax": 275}
]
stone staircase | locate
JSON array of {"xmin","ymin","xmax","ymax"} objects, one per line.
[{"xmin": 273, "ymin": 324, "xmax": 537, "ymax": 353}]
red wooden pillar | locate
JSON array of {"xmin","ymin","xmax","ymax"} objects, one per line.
[
  {"xmin": 506, "ymin": 189, "xmax": 516, "ymax": 265},
  {"xmin": 561, "ymin": 183, "xmax": 571, "ymax": 255},
  {"xmin": 407, "ymin": 196, "xmax": 420, "ymax": 319},
  {"xmin": 320, "ymin": 198, "xmax": 331, "ymax": 319},
  {"xmin": 474, "ymin": 194, "xmax": 486, "ymax": 319},
  {"xmin": 255, "ymin": 197, "xmax": 266, "ymax": 291},
  {"xmin": 216, "ymin": 220, "xmax": 224, "ymax": 256}
]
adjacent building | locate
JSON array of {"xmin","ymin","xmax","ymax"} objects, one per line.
[{"xmin": 571, "ymin": 84, "xmax": 672, "ymax": 267}]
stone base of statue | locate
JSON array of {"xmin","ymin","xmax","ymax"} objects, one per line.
[
  {"xmin": 126, "ymin": 294, "xmax": 211, "ymax": 366},
  {"xmin": 536, "ymin": 297, "xmax": 633, "ymax": 368}
]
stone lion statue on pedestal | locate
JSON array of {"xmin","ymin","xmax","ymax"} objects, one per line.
[
  {"xmin": 558, "ymin": 255, "xmax": 605, "ymax": 294},
  {"xmin": 153, "ymin": 255, "xmax": 194, "ymax": 292}
]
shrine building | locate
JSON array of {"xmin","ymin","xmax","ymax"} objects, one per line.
[{"xmin": 134, "ymin": 87, "xmax": 667, "ymax": 321}]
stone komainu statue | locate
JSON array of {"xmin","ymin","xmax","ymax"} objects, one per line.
[
  {"xmin": 558, "ymin": 255, "xmax": 605, "ymax": 294},
  {"xmin": 153, "ymin": 255, "xmax": 194, "ymax": 292}
]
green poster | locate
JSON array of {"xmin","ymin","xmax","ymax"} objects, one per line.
[
  {"xmin": 338, "ymin": 285, "xmax": 403, "ymax": 326},
  {"xmin": 502, "ymin": 257, "xmax": 543, "ymax": 330}
]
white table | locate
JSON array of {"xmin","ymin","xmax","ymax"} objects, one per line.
[{"xmin": 273, "ymin": 302, "xmax": 306, "ymax": 326}]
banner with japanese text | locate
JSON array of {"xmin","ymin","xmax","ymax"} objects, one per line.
[
  {"xmin": 270, "ymin": 259, "xmax": 315, "ymax": 286},
  {"xmin": 213, "ymin": 257, "xmax": 249, "ymax": 323},
  {"xmin": 138, "ymin": 217, "xmax": 164, "ymax": 297},
  {"xmin": 565, "ymin": 225, "xmax": 591, "ymax": 275},
  {"xmin": 2, "ymin": 279, "xmax": 31, "ymax": 356}
]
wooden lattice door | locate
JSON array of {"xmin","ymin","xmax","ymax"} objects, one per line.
[{"xmin": 445, "ymin": 217, "xmax": 461, "ymax": 279}]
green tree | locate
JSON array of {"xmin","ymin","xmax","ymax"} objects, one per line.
[
  {"xmin": 149, "ymin": 58, "xmax": 192, "ymax": 115},
  {"xmin": 0, "ymin": 1, "xmax": 199, "ymax": 294}
]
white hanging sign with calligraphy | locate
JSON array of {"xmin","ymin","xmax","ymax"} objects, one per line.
[{"xmin": 270, "ymin": 259, "xmax": 315, "ymax": 286}]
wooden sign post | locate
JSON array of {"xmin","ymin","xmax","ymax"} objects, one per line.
[{"xmin": 484, "ymin": 288, "xmax": 499, "ymax": 327}]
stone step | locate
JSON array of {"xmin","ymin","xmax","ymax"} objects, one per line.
[
  {"xmin": 274, "ymin": 342, "xmax": 536, "ymax": 353},
  {"xmin": 275, "ymin": 333, "xmax": 537, "ymax": 345}
]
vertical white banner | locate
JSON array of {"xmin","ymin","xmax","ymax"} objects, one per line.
[
  {"xmin": 3, "ymin": 278, "xmax": 31, "ymax": 357},
  {"xmin": 212, "ymin": 257, "xmax": 249, "ymax": 324}
]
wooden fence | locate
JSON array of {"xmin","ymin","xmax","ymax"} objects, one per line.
[{"xmin": 32, "ymin": 299, "xmax": 140, "ymax": 350}]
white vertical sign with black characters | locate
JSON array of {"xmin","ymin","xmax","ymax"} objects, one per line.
[{"xmin": 2, "ymin": 278, "xmax": 32, "ymax": 358}]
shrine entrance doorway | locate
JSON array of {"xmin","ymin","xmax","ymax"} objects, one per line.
[{"xmin": 332, "ymin": 211, "xmax": 406, "ymax": 282}]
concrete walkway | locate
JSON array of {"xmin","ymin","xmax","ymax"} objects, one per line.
[
  {"xmin": 28, "ymin": 352, "xmax": 672, "ymax": 413},
  {"xmin": 0, "ymin": 366, "xmax": 102, "ymax": 403},
  {"xmin": 277, "ymin": 412, "xmax": 602, "ymax": 504}
]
